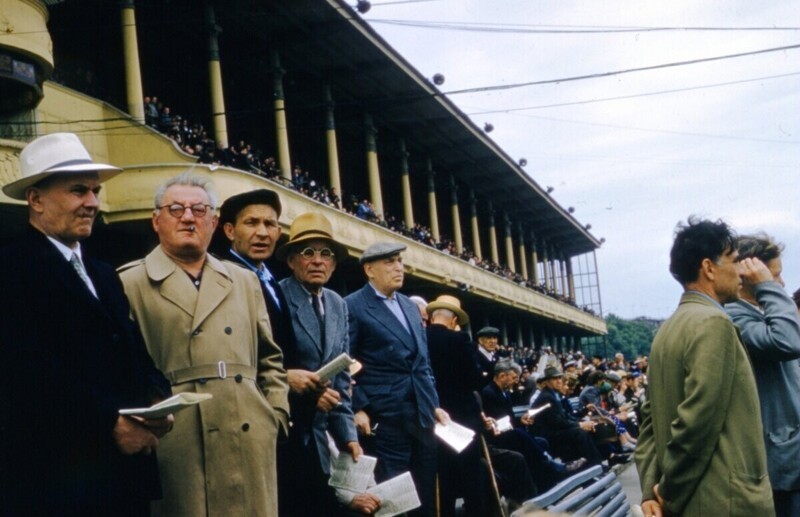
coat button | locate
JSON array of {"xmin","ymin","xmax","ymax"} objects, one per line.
[
  {"xmin": 235, "ymin": 374, "xmax": 243, "ymax": 383},
  {"xmin": 225, "ymin": 327, "xmax": 232, "ymax": 335},
  {"xmin": 242, "ymin": 423, "xmax": 250, "ymax": 432},
  {"xmin": 199, "ymin": 378, "xmax": 207, "ymax": 384}
]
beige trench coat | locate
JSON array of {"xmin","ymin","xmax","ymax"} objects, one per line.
[{"xmin": 119, "ymin": 246, "xmax": 289, "ymax": 517}]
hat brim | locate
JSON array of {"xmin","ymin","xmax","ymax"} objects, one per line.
[
  {"xmin": 426, "ymin": 301, "xmax": 469, "ymax": 326},
  {"xmin": 274, "ymin": 233, "xmax": 350, "ymax": 262},
  {"xmin": 2, "ymin": 164, "xmax": 122, "ymax": 200}
]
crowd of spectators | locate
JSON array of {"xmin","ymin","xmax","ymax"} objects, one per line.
[{"xmin": 142, "ymin": 95, "xmax": 598, "ymax": 314}]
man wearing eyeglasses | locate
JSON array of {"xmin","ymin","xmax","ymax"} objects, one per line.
[
  {"xmin": 273, "ymin": 212, "xmax": 370, "ymax": 515},
  {"xmin": 118, "ymin": 172, "xmax": 289, "ymax": 516}
]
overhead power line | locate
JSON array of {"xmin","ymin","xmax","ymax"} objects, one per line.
[
  {"xmin": 369, "ymin": 19, "xmax": 800, "ymax": 33},
  {"xmin": 466, "ymin": 71, "xmax": 800, "ymax": 113},
  {"xmin": 444, "ymin": 43, "xmax": 800, "ymax": 96}
]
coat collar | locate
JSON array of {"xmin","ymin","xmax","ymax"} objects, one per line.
[
  {"xmin": 145, "ymin": 246, "xmax": 233, "ymax": 329},
  {"xmin": 282, "ymin": 276, "xmax": 339, "ymax": 358}
]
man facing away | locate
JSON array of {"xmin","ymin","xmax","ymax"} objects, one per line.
[
  {"xmin": 635, "ymin": 217, "xmax": 774, "ymax": 517},
  {"xmin": 119, "ymin": 173, "xmax": 289, "ymax": 516},
  {"xmin": 0, "ymin": 133, "xmax": 172, "ymax": 515},
  {"xmin": 274, "ymin": 212, "xmax": 366, "ymax": 516},
  {"xmin": 345, "ymin": 242, "xmax": 449, "ymax": 517}
]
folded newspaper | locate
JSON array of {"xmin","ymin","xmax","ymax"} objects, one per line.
[
  {"xmin": 434, "ymin": 420, "xmax": 475, "ymax": 453},
  {"xmin": 119, "ymin": 392, "xmax": 213, "ymax": 419},
  {"xmin": 315, "ymin": 353, "xmax": 356, "ymax": 383}
]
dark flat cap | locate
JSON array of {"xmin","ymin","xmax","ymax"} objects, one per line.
[
  {"xmin": 476, "ymin": 326, "xmax": 500, "ymax": 338},
  {"xmin": 359, "ymin": 242, "xmax": 406, "ymax": 264},
  {"xmin": 219, "ymin": 189, "xmax": 281, "ymax": 226}
]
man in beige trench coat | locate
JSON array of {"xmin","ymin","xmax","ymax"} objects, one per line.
[
  {"xmin": 635, "ymin": 217, "xmax": 774, "ymax": 517},
  {"xmin": 119, "ymin": 172, "xmax": 289, "ymax": 516}
]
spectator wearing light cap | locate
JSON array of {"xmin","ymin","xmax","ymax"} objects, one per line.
[{"xmin": 345, "ymin": 242, "xmax": 449, "ymax": 516}]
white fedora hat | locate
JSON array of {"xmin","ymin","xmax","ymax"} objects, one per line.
[{"xmin": 3, "ymin": 132, "xmax": 121, "ymax": 200}]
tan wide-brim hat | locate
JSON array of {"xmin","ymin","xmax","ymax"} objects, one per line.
[
  {"xmin": 3, "ymin": 133, "xmax": 121, "ymax": 200},
  {"xmin": 274, "ymin": 212, "xmax": 349, "ymax": 261},
  {"xmin": 426, "ymin": 294, "xmax": 469, "ymax": 325}
]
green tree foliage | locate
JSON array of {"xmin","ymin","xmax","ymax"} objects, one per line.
[{"xmin": 604, "ymin": 313, "xmax": 657, "ymax": 359}]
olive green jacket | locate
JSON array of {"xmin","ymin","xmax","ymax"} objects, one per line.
[{"xmin": 635, "ymin": 292, "xmax": 774, "ymax": 516}]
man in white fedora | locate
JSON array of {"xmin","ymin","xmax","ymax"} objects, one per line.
[{"xmin": 0, "ymin": 133, "xmax": 174, "ymax": 515}]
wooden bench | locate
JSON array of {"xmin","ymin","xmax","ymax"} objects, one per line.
[{"xmin": 511, "ymin": 465, "xmax": 632, "ymax": 516}]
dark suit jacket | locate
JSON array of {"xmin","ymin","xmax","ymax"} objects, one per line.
[
  {"xmin": 279, "ymin": 276, "xmax": 356, "ymax": 474},
  {"xmin": 427, "ymin": 324, "xmax": 484, "ymax": 433},
  {"xmin": 345, "ymin": 283, "xmax": 439, "ymax": 427},
  {"xmin": 480, "ymin": 381, "xmax": 516, "ymax": 424},
  {"xmin": 476, "ymin": 347, "xmax": 496, "ymax": 388},
  {"xmin": 0, "ymin": 226, "xmax": 171, "ymax": 513},
  {"xmin": 531, "ymin": 387, "xmax": 579, "ymax": 439},
  {"xmin": 222, "ymin": 249, "xmax": 297, "ymax": 362}
]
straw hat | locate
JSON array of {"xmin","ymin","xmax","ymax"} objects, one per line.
[
  {"xmin": 274, "ymin": 212, "xmax": 349, "ymax": 261},
  {"xmin": 3, "ymin": 133, "xmax": 121, "ymax": 200},
  {"xmin": 426, "ymin": 294, "xmax": 469, "ymax": 325}
]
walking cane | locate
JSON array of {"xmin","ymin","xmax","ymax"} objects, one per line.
[{"xmin": 474, "ymin": 392, "xmax": 507, "ymax": 517}]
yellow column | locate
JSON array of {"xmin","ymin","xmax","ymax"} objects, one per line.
[
  {"xmin": 530, "ymin": 236, "xmax": 540, "ymax": 286},
  {"xmin": 469, "ymin": 190, "xmax": 482, "ymax": 260},
  {"xmin": 549, "ymin": 246, "xmax": 559, "ymax": 294},
  {"xmin": 488, "ymin": 203, "xmax": 499, "ymax": 265},
  {"xmin": 400, "ymin": 140, "xmax": 414, "ymax": 230},
  {"xmin": 426, "ymin": 158, "xmax": 440, "ymax": 243},
  {"xmin": 517, "ymin": 223, "xmax": 528, "ymax": 280},
  {"xmin": 365, "ymin": 113, "xmax": 384, "ymax": 218},
  {"xmin": 271, "ymin": 50, "xmax": 292, "ymax": 181},
  {"xmin": 323, "ymin": 85, "xmax": 342, "ymax": 201},
  {"xmin": 561, "ymin": 256, "xmax": 569, "ymax": 299},
  {"xmin": 566, "ymin": 257, "xmax": 576, "ymax": 301},
  {"xmin": 205, "ymin": 5, "xmax": 228, "ymax": 148},
  {"xmin": 449, "ymin": 175, "xmax": 463, "ymax": 254},
  {"xmin": 504, "ymin": 214, "xmax": 516, "ymax": 272},
  {"xmin": 120, "ymin": 0, "xmax": 144, "ymax": 123},
  {"xmin": 542, "ymin": 242, "xmax": 551, "ymax": 291}
]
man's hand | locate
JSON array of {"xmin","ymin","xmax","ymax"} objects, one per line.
[
  {"xmin": 739, "ymin": 257, "xmax": 773, "ymax": 286},
  {"xmin": 354, "ymin": 410, "xmax": 372, "ymax": 436},
  {"xmin": 434, "ymin": 408, "xmax": 450, "ymax": 425},
  {"xmin": 520, "ymin": 413, "xmax": 534, "ymax": 426},
  {"xmin": 316, "ymin": 387, "xmax": 342, "ymax": 412},
  {"xmin": 641, "ymin": 499, "xmax": 663, "ymax": 517},
  {"xmin": 346, "ymin": 441, "xmax": 362, "ymax": 462},
  {"xmin": 349, "ymin": 493, "xmax": 381, "ymax": 514},
  {"xmin": 653, "ymin": 483, "xmax": 665, "ymax": 506},
  {"xmin": 287, "ymin": 369, "xmax": 324, "ymax": 394},
  {"xmin": 141, "ymin": 414, "xmax": 175, "ymax": 438},
  {"xmin": 113, "ymin": 415, "xmax": 159, "ymax": 455},
  {"xmin": 579, "ymin": 420, "xmax": 596, "ymax": 432}
]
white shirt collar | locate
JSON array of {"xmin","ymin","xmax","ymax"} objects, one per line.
[{"xmin": 47, "ymin": 236, "xmax": 82, "ymax": 261}]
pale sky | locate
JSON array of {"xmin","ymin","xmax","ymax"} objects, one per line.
[{"xmin": 362, "ymin": 0, "xmax": 800, "ymax": 319}]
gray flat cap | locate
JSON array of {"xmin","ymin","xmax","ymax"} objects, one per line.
[
  {"xmin": 359, "ymin": 242, "xmax": 407, "ymax": 264},
  {"xmin": 476, "ymin": 326, "xmax": 500, "ymax": 338}
]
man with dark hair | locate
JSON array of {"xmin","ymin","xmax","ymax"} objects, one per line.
[
  {"xmin": 725, "ymin": 234, "xmax": 800, "ymax": 517},
  {"xmin": 635, "ymin": 218, "xmax": 774, "ymax": 517}
]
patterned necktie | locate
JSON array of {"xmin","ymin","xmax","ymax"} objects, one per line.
[
  {"xmin": 70, "ymin": 253, "xmax": 97, "ymax": 298},
  {"xmin": 257, "ymin": 269, "xmax": 281, "ymax": 310},
  {"xmin": 312, "ymin": 294, "xmax": 326, "ymax": 352}
]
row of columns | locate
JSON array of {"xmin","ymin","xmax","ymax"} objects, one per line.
[
  {"xmin": 477, "ymin": 314, "xmax": 580, "ymax": 353},
  {"xmin": 118, "ymin": 3, "xmax": 576, "ymax": 297}
]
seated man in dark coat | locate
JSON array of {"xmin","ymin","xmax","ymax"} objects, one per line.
[
  {"xmin": 531, "ymin": 366, "xmax": 604, "ymax": 467},
  {"xmin": 481, "ymin": 361, "xmax": 585, "ymax": 491}
]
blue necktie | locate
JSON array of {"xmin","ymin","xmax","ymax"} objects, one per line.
[{"xmin": 257, "ymin": 269, "xmax": 281, "ymax": 310}]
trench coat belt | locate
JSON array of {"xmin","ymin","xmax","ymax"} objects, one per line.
[{"xmin": 165, "ymin": 362, "xmax": 258, "ymax": 385}]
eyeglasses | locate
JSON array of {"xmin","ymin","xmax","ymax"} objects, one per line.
[
  {"xmin": 297, "ymin": 247, "xmax": 335, "ymax": 261},
  {"xmin": 157, "ymin": 203, "xmax": 213, "ymax": 218}
]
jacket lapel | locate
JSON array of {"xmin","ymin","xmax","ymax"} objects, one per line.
[
  {"xmin": 363, "ymin": 286, "xmax": 416, "ymax": 351},
  {"xmin": 321, "ymin": 290, "xmax": 340, "ymax": 362},
  {"xmin": 192, "ymin": 255, "xmax": 233, "ymax": 330},
  {"xmin": 285, "ymin": 277, "xmax": 324, "ymax": 356}
]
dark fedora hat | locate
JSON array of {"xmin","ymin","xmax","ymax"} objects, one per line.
[{"xmin": 541, "ymin": 366, "xmax": 564, "ymax": 381}]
